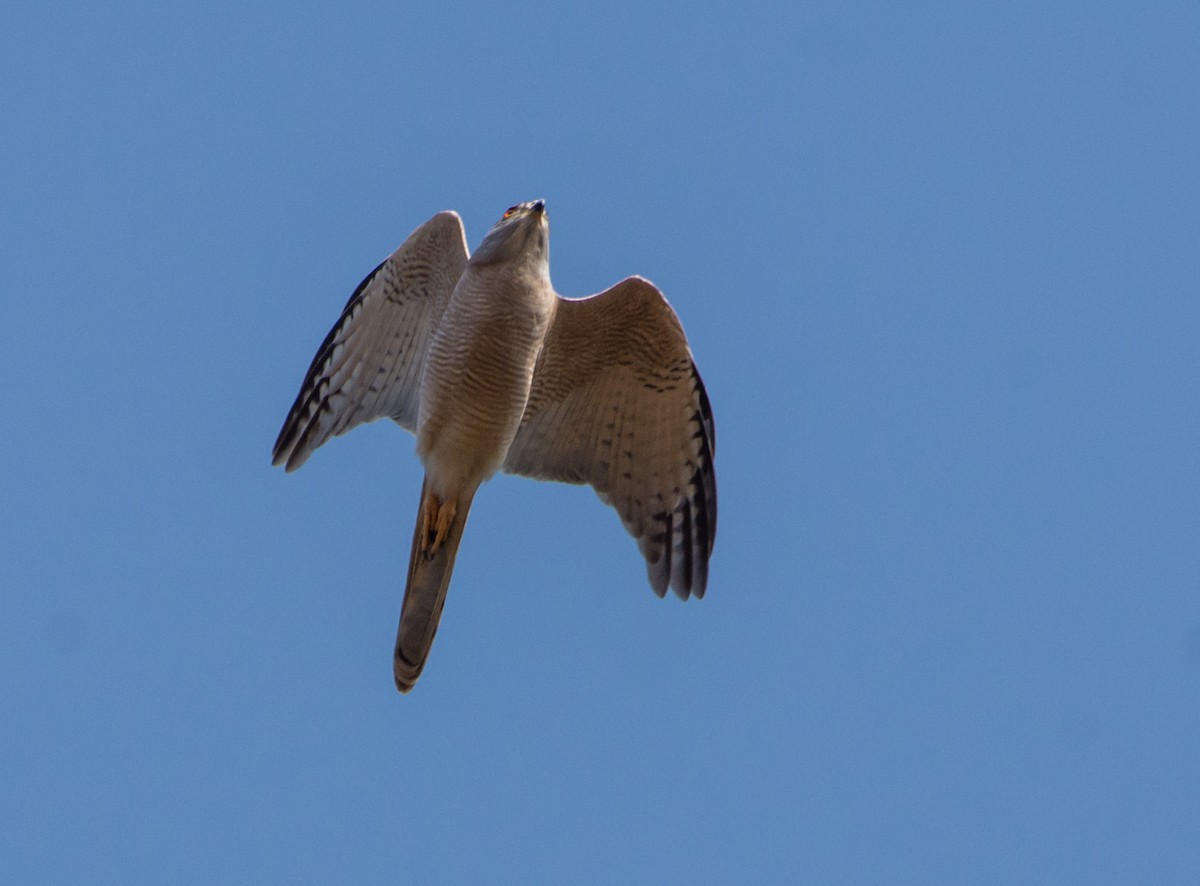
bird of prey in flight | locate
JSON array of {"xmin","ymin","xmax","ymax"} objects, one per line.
[{"xmin": 273, "ymin": 201, "xmax": 716, "ymax": 692}]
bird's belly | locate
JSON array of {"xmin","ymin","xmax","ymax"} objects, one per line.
[{"xmin": 415, "ymin": 338, "xmax": 537, "ymax": 499}]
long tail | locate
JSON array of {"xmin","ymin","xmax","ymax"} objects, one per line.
[{"xmin": 393, "ymin": 476, "xmax": 474, "ymax": 692}]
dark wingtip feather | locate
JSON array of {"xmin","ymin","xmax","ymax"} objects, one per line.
[{"xmin": 271, "ymin": 259, "xmax": 388, "ymax": 474}]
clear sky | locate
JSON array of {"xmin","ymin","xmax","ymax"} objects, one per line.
[{"xmin": 3, "ymin": 1, "xmax": 1199, "ymax": 883}]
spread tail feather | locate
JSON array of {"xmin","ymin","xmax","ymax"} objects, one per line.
[{"xmin": 393, "ymin": 476, "xmax": 474, "ymax": 692}]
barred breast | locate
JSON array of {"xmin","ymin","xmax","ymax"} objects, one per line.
[{"xmin": 415, "ymin": 267, "xmax": 557, "ymax": 499}]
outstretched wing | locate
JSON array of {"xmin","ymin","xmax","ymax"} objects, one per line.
[
  {"xmin": 503, "ymin": 277, "xmax": 717, "ymax": 599},
  {"xmin": 272, "ymin": 211, "xmax": 469, "ymax": 471}
]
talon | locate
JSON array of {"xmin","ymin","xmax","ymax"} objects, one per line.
[
  {"xmin": 432, "ymin": 497, "xmax": 457, "ymax": 553},
  {"xmin": 420, "ymin": 489, "xmax": 457, "ymax": 557}
]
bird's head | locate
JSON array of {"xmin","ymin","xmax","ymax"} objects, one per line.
[{"xmin": 471, "ymin": 200, "xmax": 550, "ymax": 273}]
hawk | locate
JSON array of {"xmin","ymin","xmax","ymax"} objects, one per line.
[{"xmin": 273, "ymin": 201, "xmax": 716, "ymax": 691}]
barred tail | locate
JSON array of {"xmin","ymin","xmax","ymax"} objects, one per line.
[{"xmin": 393, "ymin": 476, "xmax": 474, "ymax": 692}]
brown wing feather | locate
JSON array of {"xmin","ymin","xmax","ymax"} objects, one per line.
[
  {"xmin": 272, "ymin": 211, "xmax": 469, "ymax": 471},
  {"xmin": 503, "ymin": 276, "xmax": 716, "ymax": 599}
]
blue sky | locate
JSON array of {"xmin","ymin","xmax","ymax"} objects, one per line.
[{"xmin": 3, "ymin": 1, "xmax": 1199, "ymax": 882}]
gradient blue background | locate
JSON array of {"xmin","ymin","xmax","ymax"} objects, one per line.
[{"xmin": 3, "ymin": 2, "xmax": 1199, "ymax": 882}]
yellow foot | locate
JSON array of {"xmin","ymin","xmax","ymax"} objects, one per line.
[{"xmin": 420, "ymin": 489, "xmax": 457, "ymax": 557}]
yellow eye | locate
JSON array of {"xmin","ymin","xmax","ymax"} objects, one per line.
[{"xmin": 502, "ymin": 205, "xmax": 519, "ymax": 219}]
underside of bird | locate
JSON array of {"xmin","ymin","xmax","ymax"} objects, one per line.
[{"xmin": 273, "ymin": 203, "xmax": 716, "ymax": 695}]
